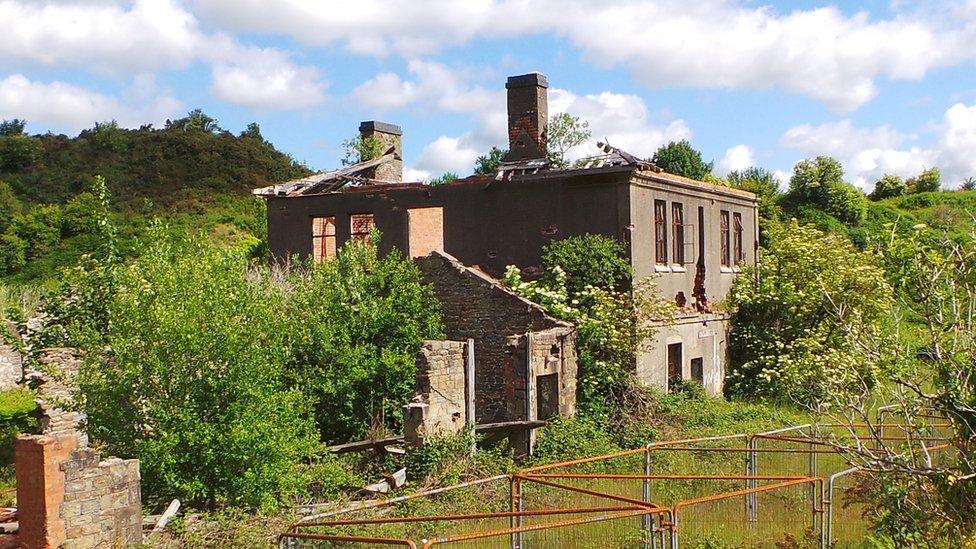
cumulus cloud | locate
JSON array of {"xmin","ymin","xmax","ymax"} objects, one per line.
[
  {"xmin": 0, "ymin": 74, "xmax": 182, "ymax": 132},
  {"xmin": 716, "ymin": 145, "xmax": 755, "ymax": 176},
  {"xmin": 194, "ymin": 0, "xmax": 976, "ymax": 111},
  {"xmin": 781, "ymin": 104, "xmax": 976, "ymax": 189},
  {"xmin": 0, "ymin": 0, "xmax": 328, "ymax": 110}
]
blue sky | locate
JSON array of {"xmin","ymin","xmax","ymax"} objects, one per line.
[{"xmin": 2, "ymin": 1, "xmax": 976, "ymax": 190}]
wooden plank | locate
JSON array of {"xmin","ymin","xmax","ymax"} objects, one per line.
[{"xmin": 328, "ymin": 435, "xmax": 404, "ymax": 454}]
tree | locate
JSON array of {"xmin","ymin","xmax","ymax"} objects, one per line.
[
  {"xmin": 165, "ymin": 109, "xmax": 222, "ymax": 133},
  {"xmin": 727, "ymin": 220, "xmax": 892, "ymax": 406},
  {"xmin": 547, "ymin": 112, "xmax": 591, "ymax": 168},
  {"xmin": 727, "ymin": 167, "xmax": 783, "ymax": 223},
  {"xmin": 541, "ymin": 234, "xmax": 633, "ymax": 296},
  {"xmin": 962, "ymin": 177, "xmax": 976, "ymax": 191},
  {"xmin": 906, "ymin": 167, "xmax": 941, "ymax": 193},
  {"xmin": 651, "ymin": 140, "xmax": 713, "ymax": 180},
  {"xmin": 0, "ymin": 233, "xmax": 26, "ymax": 275},
  {"xmin": 285, "ymin": 235, "xmax": 443, "ymax": 443},
  {"xmin": 474, "ymin": 146, "xmax": 507, "ymax": 175},
  {"xmin": 240, "ymin": 122, "xmax": 264, "ymax": 141},
  {"xmin": 785, "ymin": 156, "xmax": 867, "ymax": 226},
  {"xmin": 341, "ymin": 135, "xmax": 386, "ymax": 166},
  {"xmin": 429, "ymin": 172, "xmax": 458, "ymax": 186},
  {"xmin": 869, "ymin": 174, "xmax": 908, "ymax": 201},
  {"xmin": 0, "ymin": 119, "xmax": 26, "ymax": 137},
  {"xmin": 89, "ymin": 121, "xmax": 129, "ymax": 153},
  {"xmin": 0, "ymin": 133, "xmax": 43, "ymax": 171},
  {"xmin": 0, "ymin": 181, "xmax": 21, "ymax": 232}
]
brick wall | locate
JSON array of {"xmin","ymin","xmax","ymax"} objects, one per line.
[
  {"xmin": 404, "ymin": 340, "xmax": 468, "ymax": 445},
  {"xmin": 415, "ymin": 252, "xmax": 574, "ymax": 424}
]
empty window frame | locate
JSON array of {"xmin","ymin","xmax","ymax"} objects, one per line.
[
  {"xmin": 654, "ymin": 200, "xmax": 668, "ymax": 265},
  {"xmin": 350, "ymin": 213, "xmax": 375, "ymax": 243},
  {"xmin": 691, "ymin": 357, "xmax": 704, "ymax": 384},
  {"xmin": 720, "ymin": 210, "xmax": 731, "ymax": 267},
  {"xmin": 671, "ymin": 202, "xmax": 685, "ymax": 265},
  {"xmin": 311, "ymin": 217, "xmax": 336, "ymax": 263},
  {"xmin": 733, "ymin": 212, "xmax": 744, "ymax": 265}
]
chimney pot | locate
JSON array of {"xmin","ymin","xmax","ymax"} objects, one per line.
[
  {"xmin": 503, "ymin": 72, "xmax": 549, "ymax": 163},
  {"xmin": 359, "ymin": 120, "xmax": 402, "ymax": 183}
]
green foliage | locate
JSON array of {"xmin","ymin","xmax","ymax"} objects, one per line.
[
  {"xmin": 0, "ymin": 181, "xmax": 21, "ymax": 232},
  {"xmin": 907, "ymin": 167, "xmax": 941, "ymax": 194},
  {"xmin": 869, "ymin": 174, "xmax": 907, "ymax": 201},
  {"xmin": 473, "ymin": 146, "xmax": 506, "ymax": 175},
  {"xmin": 165, "ymin": 109, "xmax": 222, "ymax": 133},
  {"xmin": 0, "ymin": 120, "xmax": 26, "ymax": 137},
  {"xmin": 962, "ymin": 177, "xmax": 976, "ymax": 191},
  {"xmin": 784, "ymin": 156, "xmax": 866, "ymax": 226},
  {"xmin": 240, "ymin": 122, "xmax": 264, "ymax": 141},
  {"xmin": 727, "ymin": 220, "xmax": 892, "ymax": 406},
  {"xmin": 428, "ymin": 172, "xmax": 458, "ymax": 185},
  {"xmin": 284, "ymin": 235, "xmax": 443, "ymax": 443},
  {"xmin": 727, "ymin": 167, "xmax": 783, "ymax": 223},
  {"xmin": 651, "ymin": 140, "xmax": 713, "ymax": 181},
  {"xmin": 67, "ymin": 230, "xmax": 319, "ymax": 509},
  {"xmin": 0, "ymin": 234, "xmax": 26, "ymax": 275},
  {"xmin": 0, "ymin": 134, "xmax": 43, "ymax": 171},
  {"xmin": 540, "ymin": 234, "xmax": 632, "ymax": 295},
  {"xmin": 547, "ymin": 112, "xmax": 591, "ymax": 168},
  {"xmin": 87, "ymin": 121, "xmax": 129, "ymax": 153},
  {"xmin": 405, "ymin": 431, "xmax": 476, "ymax": 481},
  {"xmin": 9, "ymin": 204, "xmax": 62, "ymax": 259},
  {"xmin": 341, "ymin": 135, "xmax": 386, "ymax": 166},
  {"xmin": 0, "ymin": 388, "xmax": 38, "ymax": 466},
  {"xmin": 531, "ymin": 417, "xmax": 619, "ymax": 464}
]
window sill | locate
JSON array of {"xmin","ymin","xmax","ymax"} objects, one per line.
[
  {"xmin": 720, "ymin": 266, "xmax": 735, "ymax": 274},
  {"xmin": 671, "ymin": 265, "xmax": 687, "ymax": 273},
  {"xmin": 655, "ymin": 264, "xmax": 672, "ymax": 273}
]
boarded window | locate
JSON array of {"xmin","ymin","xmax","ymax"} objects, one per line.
[
  {"xmin": 407, "ymin": 207, "xmax": 444, "ymax": 258},
  {"xmin": 654, "ymin": 200, "xmax": 668, "ymax": 265},
  {"xmin": 733, "ymin": 212, "xmax": 744, "ymax": 265},
  {"xmin": 311, "ymin": 217, "xmax": 336, "ymax": 263},
  {"xmin": 667, "ymin": 342, "xmax": 683, "ymax": 391},
  {"xmin": 350, "ymin": 213, "xmax": 375, "ymax": 243},
  {"xmin": 720, "ymin": 210, "xmax": 730, "ymax": 267},
  {"xmin": 671, "ymin": 202, "xmax": 685, "ymax": 265},
  {"xmin": 691, "ymin": 357, "xmax": 704, "ymax": 384}
]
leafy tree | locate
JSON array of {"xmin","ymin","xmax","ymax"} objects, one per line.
[
  {"xmin": 88, "ymin": 121, "xmax": 129, "ymax": 153},
  {"xmin": 651, "ymin": 140, "xmax": 713, "ymax": 180},
  {"xmin": 0, "ymin": 120, "xmax": 26, "ymax": 137},
  {"xmin": 784, "ymin": 156, "xmax": 866, "ymax": 226},
  {"xmin": 962, "ymin": 176, "xmax": 976, "ymax": 191},
  {"xmin": 473, "ymin": 146, "xmax": 507, "ymax": 175},
  {"xmin": 727, "ymin": 220, "xmax": 892, "ymax": 406},
  {"xmin": 541, "ymin": 234, "xmax": 633, "ymax": 296},
  {"xmin": 547, "ymin": 112, "xmax": 591, "ymax": 168},
  {"xmin": 240, "ymin": 122, "xmax": 264, "ymax": 141},
  {"xmin": 906, "ymin": 167, "xmax": 941, "ymax": 193},
  {"xmin": 0, "ymin": 181, "xmax": 21, "ymax": 232},
  {"xmin": 341, "ymin": 135, "xmax": 386, "ymax": 166},
  {"xmin": 0, "ymin": 234, "xmax": 26, "ymax": 275},
  {"xmin": 0, "ymin": 134, "xmax": 43, "ymax": 171},
  {"xmin": 429, "ymin": 172, "xmax": 458, "ymax": 186},
  {"xmin": 869, "ymin": 174, "xmax": 907, "ymax": 201},
  {"xmin": 165, "ymin": 109, "xmax": 222, "ymax": 133},
  {"xmin": 285, "ymin": 235, "xmax": 443, "ymax": 443},
  {"xmin": 727, "ymin": 167, "xmax": 783, "ymax": 223},
  {"xmin": 9, "ymin": 204, "xmax": 62, "ymax": 259}
]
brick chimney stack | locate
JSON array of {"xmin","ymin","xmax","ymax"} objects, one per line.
[
  {"xmin": 359, "ymin": 121, "xmax": 402, "ymax": 183},
  {"xmin": 503, "ymin": 73, "xmax": 548, "ymax": 163}
]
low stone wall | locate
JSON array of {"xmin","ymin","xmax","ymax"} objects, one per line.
[{"xmin": 404, "ymin": 340, "xmax": 468, "ymax": 445}]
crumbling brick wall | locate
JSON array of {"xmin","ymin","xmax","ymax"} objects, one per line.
[
  {"xmin": 404, "ymin": 340, "xmax": 468, "ymax": 445},
  {"xmin": 16, "ymin": 347, "xmax": 142, "ymax": 548},
  {"xmin": 415, "ymin": 252, "xmax": 574, "ymax": 424}
]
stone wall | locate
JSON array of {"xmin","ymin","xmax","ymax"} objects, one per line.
[
  {"xmin": 0, "ymin": 321, "xmax": 22, "ymax": 390},
  {"xmin": 404, "ymin": 340, "xmax": 468, "ymax": 445},
  {"xmin": 415, "ymin": 251, "xmax": 573, "ymax": 424}
]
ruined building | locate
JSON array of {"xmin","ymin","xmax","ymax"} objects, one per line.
[{"xmin": 255, "ymin": 72, "xmax": 758, "ymax": 398}]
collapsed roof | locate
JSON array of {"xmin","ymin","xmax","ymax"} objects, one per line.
[{"xmin": 252, "ymin": 149, "xmax": 399, "ymax": 197}]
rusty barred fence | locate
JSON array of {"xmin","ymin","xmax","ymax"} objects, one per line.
[{"xmin": 280, "ymin": 419, "xmax": 954, "ymax": 548}]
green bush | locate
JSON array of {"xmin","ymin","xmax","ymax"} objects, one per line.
[
  {"xmin": 0, "ymin": 388, "xmax": 38, "ymax": 466},
  {"xmin": 651, "ymin": 140, "xmax": 713, "ymax": 180},
  {"xmin": 783, "ymin": 156, "xmax": 866, "ymax": 226},
  {"xmin": 0, "ymin": 135, "xmax": 43, "ymax": 171},
  {"xmin": 531, "ymin": 417, "xmax": 619, "ymax": 465},
  {"xmin": 9, "ymin": 204, "xmax": 62, "ymax": 258},
  {"xmin": 541, "ymin": 234, "xmax": 632, "ymax": 295},
  {"xmin": 0, "ymin": 234, "xmax": 26, "ymax": 275}
]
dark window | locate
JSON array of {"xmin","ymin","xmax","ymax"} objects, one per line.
[
  {"xmin": 733, "ymin": 212, "xmax": 744, "ymax": 265},
  {"xmin": 691, "ymin": 357, "xmax": 704, "ymax": 384},
  {"xmin": 654, "ymin": 200, "xmax": 668, "ymax": 265},
  {"xmin": 350, "ymin": 213, "xmax": 375, "ymax": 243},
  {"xmin": 667, "ymin": 343, "xmax": 683, "ymax": 391},
  {"xmin": 536, "ymin": 373, "xmax": 559, "ymax": 420},
  {"xmin": 672, "ymin": 202, "xmax": 685, "ymax": 265},
  {"xmin": 720, "ymin": 210, "xmax": 730, "ymax": 267},
  {"xmin": 311, "ymin": 217, "xmax": 336, "ymax": 263}
]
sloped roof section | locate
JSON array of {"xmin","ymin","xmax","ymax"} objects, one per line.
[{"xmin": 253, "ymin": 149, "xmax": 399, "ymax": 197}]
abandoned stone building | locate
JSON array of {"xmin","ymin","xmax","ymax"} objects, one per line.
[{"xmin": 255, "ymin": 72, "xmax": 759, "ymax": 399}]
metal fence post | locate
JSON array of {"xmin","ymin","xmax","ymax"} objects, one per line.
[
  {"xmin": 642, "ymin": 446, "xmax": 654, "ymax": 549},
  {"xmin": 746, "ymin": 436, "xmax": 758, "ymax": 522}
]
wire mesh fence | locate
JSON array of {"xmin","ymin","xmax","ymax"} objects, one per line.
[{"xmin": 279, "ymin": 421, "xmax": 957, "ymax": 548}]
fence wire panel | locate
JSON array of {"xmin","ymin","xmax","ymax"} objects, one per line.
[{"xmin": 825, "ymin": 469, "xmax": 872, "ymax": 549}]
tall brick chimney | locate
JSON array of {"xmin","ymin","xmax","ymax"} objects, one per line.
[
  {"xmin": 503, "ymin": 73, "xmax": 548, "ymax": 163},
  {"xmin": 359, "ymin": 120, "xmax": 402, "ymax": 183}
]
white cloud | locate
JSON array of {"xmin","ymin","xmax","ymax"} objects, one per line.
[
  {"xmin": 413, "ymin": 136, "xmax": 481, "ymax": 176},
  {"xmin": 211, "ymin": 48, "xmax": 327, "ymax": 110},
  {"xmin": 716, "ymin": 145, "xmax": 755, "ymax": 176},
  {"xmin": 0, "ymin": 74, "xmax": 182, "ymax": 132},
  {"xmin": 194, "ymin": 0, "xmax": 976, "ymax": 111},
  {"xmin": 781, "ymin": 103, "xmax": 976, "ymax": 189}
]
